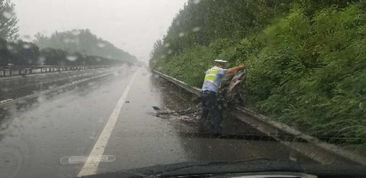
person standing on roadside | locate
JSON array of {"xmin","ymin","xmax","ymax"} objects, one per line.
[{"xmin": 200, "ymin": 59, "xmax": 245, "ymax": 134}]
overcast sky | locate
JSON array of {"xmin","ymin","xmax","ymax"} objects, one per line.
[{"xmin": 12, "ymin": 0, "xmax": 187, "ymax": 62}]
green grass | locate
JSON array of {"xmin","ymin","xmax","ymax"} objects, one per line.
[{"xmin": 152, "ymin": 5, "xmax": 366, "ymax": 145}]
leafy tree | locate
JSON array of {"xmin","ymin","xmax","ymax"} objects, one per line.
[
  {"xmin": 0, "ymin": 37, "xmax": 10, "ymax": 65},
  {"xmin": 6, "ymin": 40, "xmax": 40, "ymax": 65},
  {"xmin": 40, "ymin": 48, "xmax": 67, "ymax": 65},
  {"xmin": 0, "ymin": 0, "xmax": 18, "ymax": 40}
]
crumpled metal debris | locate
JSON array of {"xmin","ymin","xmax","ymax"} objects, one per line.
[
  {"xmin": 218, "ymin": 70, "xmax": 246, "ymax": 106},
  {"xmin": 152, "ymin": 105, "xmax": 201, "ymax": 124}
]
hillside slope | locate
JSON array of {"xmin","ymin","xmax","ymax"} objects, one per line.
[{"xmin": 150, "ymin": 0, "xmax": 366, "ymax": 144}]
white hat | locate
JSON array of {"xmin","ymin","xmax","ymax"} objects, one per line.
[{"xmin": 214, "ymin": 59, "xmax": 228, "ymax": 63}]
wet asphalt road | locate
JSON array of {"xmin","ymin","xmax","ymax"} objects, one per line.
[{"xmin": 0, "ymin": 66, "xmax": 315, "ymax": 178}]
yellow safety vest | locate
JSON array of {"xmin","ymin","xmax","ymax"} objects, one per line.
[{"xmin": 204, "ymin": 66, "xmax": 220, "ymax": 85}]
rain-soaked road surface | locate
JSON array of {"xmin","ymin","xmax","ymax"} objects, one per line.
[{"xmin": 0, "ymin": 65, "xmax": 316, "ymax": 178}]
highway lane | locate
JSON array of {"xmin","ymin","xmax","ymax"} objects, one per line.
[
  {"xmin": 0, "ymin": 66, "xmax": 316, "ymax": 178},
  {"xmin": 0, "ymin": 66, "xmax": 135, "ymax": 178},
  {"xmin": 0, "ymin": 67, "xmax": 118, "ymax": 101},
  {"xmin": 93, "ymin": 67, "xmax": 316, "ymax": 175}
]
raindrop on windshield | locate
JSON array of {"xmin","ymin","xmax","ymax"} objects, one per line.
[
  {"xmin": 88, "ymin": 82, "xmax": 95, "ymax": 86},
  {"xmin": 6, "ymin": 45, "xmax": 14, "ymax": 51},
  {"xmin": 63, "ymin": 38, "xmax": 72, "ymax": 44},
  {"xmin": 175, "ymin": 20, "xmax": 180, "ymax": 26},
  {"xmin": 192, "ymin": 27, "xmax": 201, "ymax": 32},
  {"xmin": 168, "ymin": 50, "xmax": 173, "ymax": 54},
  {"xmin": 193, "ymin": 0, "xmax": 201, "ymax": 4},
  {"xmin": 1, "ymin": 87, "xmax": 9, "ymax": 92},
  {"xmin": 48, "ymin": 85, "xmax": 56, "ymax": 89},
  {"xmin": 2, "ymin": 11, "xmax": 12, "ymax": 19},
  {"xmin": 359, "ymin": 102, "xmax": 364, "ymax": 110},
  {"xmin": 179, "ymin": 32, "xmax": 185, "ymax": 37},
  {"xmin": 22, "ymin": 44, "xmax": 31, "ymax": 49},
  {"xmin": 71, "ymin": 30, "xmax": 81, "ymax": 36},
  {"xmin": 66, "ymin": 55, "xmax": 78, "ymax": 61},
  {"xmin": 22, "ymin": 35, "xmax": 32, "ymax": 40},
  {"xmin": 38, "ymin": 56, "xmax": 46, "ymax": 65},
  {"xmin": 37, "ymin": 95, "xmax": 46, "ymax": 104},
  {"xmin": 164, "ymin": 43, "xmax": 170, "ymax": 48},
  {"xmin": 97, "ymin": 42, "xmax": 106, "ymax": 48}
]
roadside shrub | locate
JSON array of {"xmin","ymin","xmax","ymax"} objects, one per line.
[
  {"xmin": 153, "ymin": 4, "xmax": 366, "ymax": 144},
  {"xmin": 244, "ymin": 5, "xmax": 366, "ymax": 143}
]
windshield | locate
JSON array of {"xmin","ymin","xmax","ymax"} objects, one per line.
[{"xmin": 0, "ymin": 0, "xmax": 365, "ymax": 177}]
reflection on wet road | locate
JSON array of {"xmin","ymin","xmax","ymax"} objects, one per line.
[{"xmin": 0, "ymin": 66, "xmax": 315, "ymax": 178}]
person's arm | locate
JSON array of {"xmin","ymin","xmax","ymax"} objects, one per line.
[{"xmin": 225, "ymin": 64, "xmax": 245, "ymax": 73}]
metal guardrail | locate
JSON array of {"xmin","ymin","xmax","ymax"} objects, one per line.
[
  {"xmin": 154, "ymin": 70, "xmax": 201, "ymax": 96},
  {"xmin": 0, "ymin": 71, "xmax": 113, "ymax": 107},
  {"xmin": 153, "ymin": 70, "xmax": 366, "ymax": 166},
  {"xmin": 0, "ymin": 65, "xmax": 110, "ymax": 78}
]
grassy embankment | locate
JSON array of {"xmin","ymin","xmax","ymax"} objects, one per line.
[{"xmin": 151, "ymin": 1, "xmax": 366, "ymax": 144}]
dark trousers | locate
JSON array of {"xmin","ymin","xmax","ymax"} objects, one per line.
[{"xmin": 200, "ymin": 91, "xmax": 222, "ymax": 134}]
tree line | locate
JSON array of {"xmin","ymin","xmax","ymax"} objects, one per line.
[
  {"xmin": 0, "ymin": 39, "xmax": 129, "ymax": 66},
  {"xmin": 34, "ymin": 29, "xmax": 137, "ymax": 64},
  {"xmin": 0, "ymin": 0, "xmax": 136, "ymax": 67},
  {"xmin": 0, "ymin": 38, "xmax": 126, "ymax": 66}
]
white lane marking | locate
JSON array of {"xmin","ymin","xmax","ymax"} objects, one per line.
[
  {"xmin": 0, "ymin": 99, "xmax": 13, "ymax": 104},
  {"xmin": 60, "ymin": 155, "xmax": 116, "ymax": 165},
  {"xmin": 77, "ymin": 71, "xmax": 138, "ymax": 177}
]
